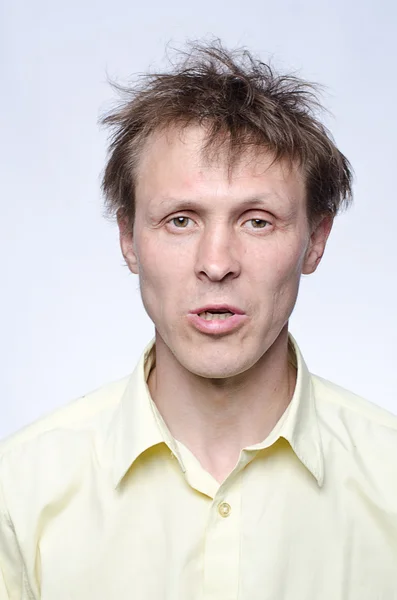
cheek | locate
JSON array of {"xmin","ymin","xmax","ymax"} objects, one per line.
[
  {"xmin": 135, "ymin": 235, "xmax": 189, "ymax": 312},
  {"xmin": 252, "ymin": 237, "xmax": 306, "ymax": 291},
  {"xmin": 138, "ymin": 229, "xmax": 191, "ymax": 271}
]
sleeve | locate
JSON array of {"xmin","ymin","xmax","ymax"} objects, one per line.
[{"xmin": 0, "ymin": 467, "xmax": 23, "ymax": 600}]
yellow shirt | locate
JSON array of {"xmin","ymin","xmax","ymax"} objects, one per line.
[{"xmin": 1, "ymin": 335, "xmax": 397, "ymax": 599}]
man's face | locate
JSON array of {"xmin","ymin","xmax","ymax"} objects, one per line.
[{"xmin": 119, "ymin": 125, "xmax": 331, "ymax": 378}]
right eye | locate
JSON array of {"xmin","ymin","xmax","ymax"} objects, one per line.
[{"xmin": 168, "ymin": 216, "xmax": 192, "ymax": 228}]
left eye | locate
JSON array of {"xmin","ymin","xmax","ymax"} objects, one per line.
[{"xmin": 246, "ymin": 219, "xmax": 269, "ymax": 228}]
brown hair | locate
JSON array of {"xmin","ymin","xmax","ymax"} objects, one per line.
[{"xmin": 100, "ymin": 41, "xmax": 353, "ymax": 234}]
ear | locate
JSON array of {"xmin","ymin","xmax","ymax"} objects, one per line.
[
  {"xmin": 302, "ymin": 215, "xmax": 334, "ymax": 275},
  {"xmin": 117, "ymin": 212, "xmax": 139, "ymax": 275}
]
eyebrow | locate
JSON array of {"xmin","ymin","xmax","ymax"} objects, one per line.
[{"xmin": 156, "ymin": 193, "xmax": 288, "ymax": 211}]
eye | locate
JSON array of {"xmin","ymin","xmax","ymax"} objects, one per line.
[
  {"xmin": 245, "ymin": 218, "xmax": 270, "ymax": 229},
  {"xmin": 169, "ymin": 216, "xmax": 191, "ymax": 228}
]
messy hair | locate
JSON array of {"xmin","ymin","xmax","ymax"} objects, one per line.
[{"xmin": 100, "ymin": 41, "xmax": 353, "ymax": 233}]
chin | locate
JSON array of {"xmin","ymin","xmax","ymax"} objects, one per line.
[{"xmin": 182, "ymin": 351, "xmax": 256, "ymax": 379}]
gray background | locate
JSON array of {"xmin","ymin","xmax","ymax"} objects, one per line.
[{"xmin": 1, "ymin": 0, "xmax": 396, "ymax": 439}]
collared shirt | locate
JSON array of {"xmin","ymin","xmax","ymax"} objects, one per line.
[{"xmin": 1, "ymin": 335, "xmax": 397, "ymax": 600}]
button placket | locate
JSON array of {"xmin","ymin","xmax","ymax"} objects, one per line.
[
  {"xmin": 203, "ymin": 478, "xmax": 242, "ymax": 599},
  {"xmin": 218, "ymin": 501, "xmax": 232, "ymax": 518}
]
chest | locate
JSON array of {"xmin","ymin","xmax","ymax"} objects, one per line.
[{"xmin": 27, "ymin": 470, "xmax": 397, "ymax": 600}]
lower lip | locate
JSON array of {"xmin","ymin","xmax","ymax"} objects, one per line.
[{"xmin": 187, "ymin": 313, "xmax": 247, "ymax": 335}]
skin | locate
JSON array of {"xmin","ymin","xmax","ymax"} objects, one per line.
[{"xmin": 118, "ymin": 124, "xmax": 333, "ymax": 483}]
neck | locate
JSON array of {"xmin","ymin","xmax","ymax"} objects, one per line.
[{"xmin": 147, "ymin": 326, "xmax": 296, "ymax": 482}]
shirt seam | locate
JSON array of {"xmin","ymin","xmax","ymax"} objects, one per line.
[
  {"xmin": 317, "ymin": 392, "xmax": 397, "ymax": 432},
  {"xmin": 0, "ymin": 399, "xmax": 119, "ymax": 461},
  {"xmin": 0, "ymin": 470, "xmax": 36, "ymax": 599}
]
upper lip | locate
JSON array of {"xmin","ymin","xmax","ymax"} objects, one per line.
[{"xmin": 190, "ymin": 304, "xmax": 245, "ymax": 315}]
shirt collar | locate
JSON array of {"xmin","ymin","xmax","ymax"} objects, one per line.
[
  {"xmin": 104, "ymin": 338, "xmax": 186, "ymax": 488},
  {"xmin": 243, "ymin": 334, "xmax": 325, "ymax": 487},
  {"xmin": 105, "ymin": 334, "xmax": 324, "ymax": 489}
]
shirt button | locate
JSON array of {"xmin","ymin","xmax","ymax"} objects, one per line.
[{"xmin": 218, "ymin": 502, "xmax": 231, "ymax": 518}]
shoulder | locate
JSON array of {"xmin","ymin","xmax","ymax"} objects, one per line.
[
  {"xmin": 310, "ymin": 374, "xmax": 397, "ymax": 511},
  {"xmin": 312, "ymin": 374, "xmax": 397, "ymax": 431},
  {"xmin": 0, "ymin": 374, "xmax": 131, "ymax": 550},
  {"xmin": 0, "ymin": 374, "xmax": 130, "ymax": 462},
  {"xmin": 311, "ymin": 374, "xmax": 397, "ymax": 474}
]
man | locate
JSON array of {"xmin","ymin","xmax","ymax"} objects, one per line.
[{"xmin": 1, "ymin": 42, "xmax": 396, "ymax": 599}]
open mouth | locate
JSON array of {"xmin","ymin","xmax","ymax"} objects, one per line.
[
  {"xmin": 197, "ymin": 310, "xmax": 235, "ymax": 321},
  {"xmin": 187, "ymin": 307, "xmax": 246, "ymax": 334}
]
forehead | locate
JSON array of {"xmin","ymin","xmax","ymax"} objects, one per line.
[{"xmin": 135, "ymin": 125, "xmax": 306, "ymax": 210}]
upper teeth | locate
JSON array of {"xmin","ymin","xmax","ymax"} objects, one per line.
[{"xmin": 198, "ymin": 311, "xmax": 234, "ymax": 320}]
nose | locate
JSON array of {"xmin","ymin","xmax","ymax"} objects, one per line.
[{"xmin": 194, "ymin": 225, "xmax": 241, "ymax": 282}]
